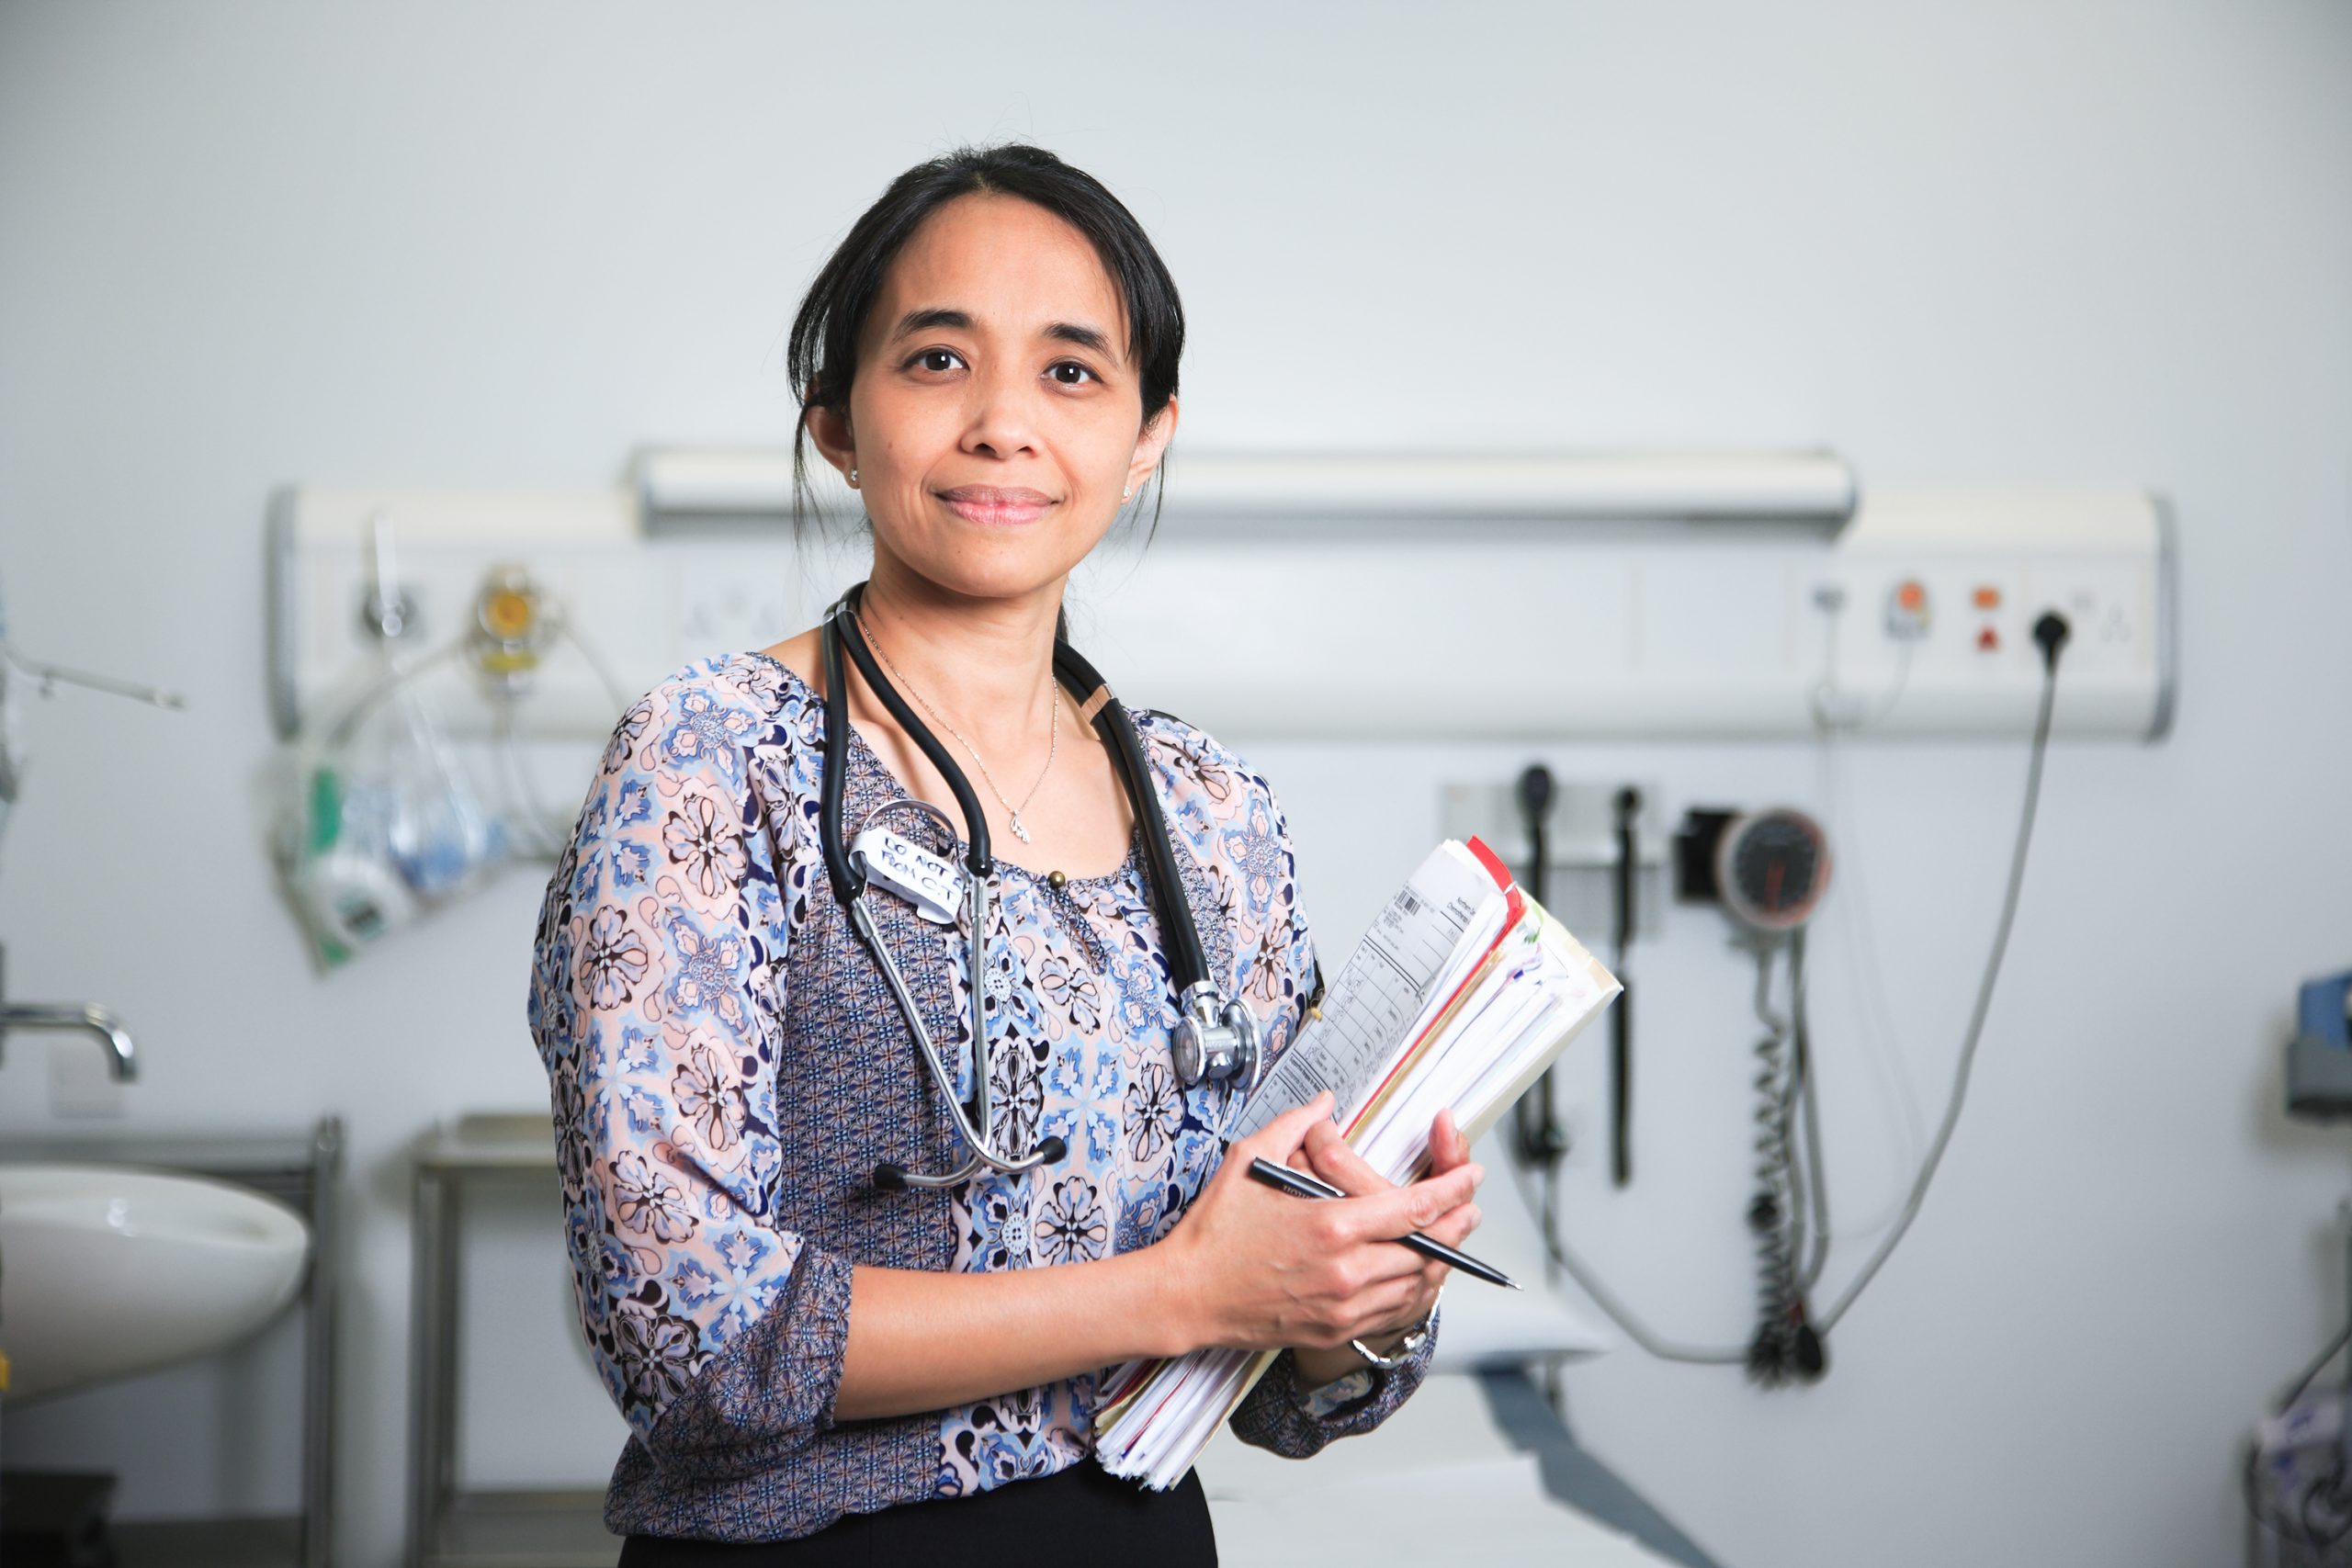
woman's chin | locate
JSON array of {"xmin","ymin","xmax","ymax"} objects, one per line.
[{"xmin": 878, "ymin": 531, "xmax": 1112, "ymax": 605}]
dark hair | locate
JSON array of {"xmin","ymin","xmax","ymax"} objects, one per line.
[{"xmin": 785, "ymin": 144, "xmax": 1185, "ymax": 531}]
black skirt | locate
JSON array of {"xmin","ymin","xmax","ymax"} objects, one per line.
[{"xmin": 616, "ymin": 1464, "xmax": 1216, "ymax": 1567}]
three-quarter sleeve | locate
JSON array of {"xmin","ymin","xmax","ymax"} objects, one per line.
[
  {"xmin": 528, "ymin": 678, "xmax": 851, "ymax": 1477},
  {"xmin": 1225, "ymin": 1318, "xmax": 1442, "ymax": 1458}
]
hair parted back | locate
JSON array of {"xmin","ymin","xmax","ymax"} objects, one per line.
[{"xmin": 785, "ymin": 143, "xmax": 1185, "ymax": 533}]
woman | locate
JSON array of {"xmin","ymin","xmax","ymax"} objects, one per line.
[{"xmin": 528, "ymin": 144, "xmax": 1484, "ymax": 1562}]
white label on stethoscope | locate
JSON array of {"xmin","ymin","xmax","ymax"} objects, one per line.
[{"xmin": 851, "ymin": 827, "xmax": 966, "ymax": 924}]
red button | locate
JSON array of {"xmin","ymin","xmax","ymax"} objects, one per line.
[{"xmin": 1977, "ymin": 626, "xmax": 1999, "ymax": 651}]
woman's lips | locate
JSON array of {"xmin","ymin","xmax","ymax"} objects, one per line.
[{"xmin": 937, "ymin": 485, "xmax": 1056, "ymax": 526}]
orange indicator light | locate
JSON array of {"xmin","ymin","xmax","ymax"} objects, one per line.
[{"xmin": 483, "ymin": 591, "xmax": 536, "ymax": 640}]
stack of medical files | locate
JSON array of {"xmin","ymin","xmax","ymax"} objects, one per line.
[{"xmin": 1094, "ymin": 838, "xmax": 1623, "ymax": 1488}]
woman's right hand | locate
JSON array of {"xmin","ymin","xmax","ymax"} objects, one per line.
[{"xmin": 1156, "ymin": 1091, "xmax": 1484, "ymax": 1356}]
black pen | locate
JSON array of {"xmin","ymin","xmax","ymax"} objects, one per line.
[{"xmin": 1246, "ymin": 1156, "xmax": 1521, "ymax": 1290}]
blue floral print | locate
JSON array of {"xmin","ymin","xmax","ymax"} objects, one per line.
[{"xmin": 527, "ymin": 652, "xmax": 1434, "ymax": 1541}]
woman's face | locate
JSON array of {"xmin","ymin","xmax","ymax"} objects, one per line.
[{"xmin": 811, "ymin": 193, "xmax": 1174, "ymax": 605}]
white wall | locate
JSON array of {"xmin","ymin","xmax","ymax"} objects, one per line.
[{"xmin": 2, "ymin": 3, "xmax": 2348, "ymax": 1565}]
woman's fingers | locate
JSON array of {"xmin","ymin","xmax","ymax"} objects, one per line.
[
  {"xmin": 1203, "ymin": 1094, "xmax": 1486, "ymax": 1354},
  {"xmin": 1294, "ymin": 1120, "xmax": 1484, "ymax": 1245},
  {"xmin": 1303, "ymin": 1111, "xmax": 1477, "ymax": 1200},
  {"xmin": 1241, "ymin": 1090, "xmax": 1333, "ymax": 1168},
  {"xmin": 1300, "ymin": 1118, "xmax": 1385, "ymax": 1195},
  {"xmin": 1417, "ymin": 1201, "xmax": 1480, "ymax": 1249},
  {"xmin": 1352, "ymin": 1199, "xmax": 1479, "ymax": 1290},
  {"xmin": 1355, "ymin": 1279, "xmax": 1425, "ymax": 1336},
  {"xmin": 1429, "ymin": 1107, "xmax": 1471, "ymax": 1173},
  {"xmin": 1338, "ymin": 1163, "xmax": 1481, "ymax": 1246}
]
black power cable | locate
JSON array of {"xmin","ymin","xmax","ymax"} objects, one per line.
[
  {"xmin": 1505, "ymin": 611, "xmax": 2074, "ymax": 1372},
  {"xmin": 1611, "ymin": 786, "xmax": 1640, "ymax": 1188},
  {"xmin": 1512, "ymin": 764, "xmax": 1571, "ymax": 1176},
  {"xmin": 1814, "ymin": 610, "xmax": 2071, "ymax": 1333},
  {"xmin": 1511, "ymin": 762, "xmax": 1572, "ymax": 1410},
  {"xmin": 1506, "ymin": 761, "xmax": 1747, "ymax": 1369},
  {"xmin": 1506, "ymin": 1153, "xmax": 1748, "ymax": 1366}
]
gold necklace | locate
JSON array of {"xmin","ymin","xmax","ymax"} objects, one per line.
[{"xmin": 856, "ymin": 611, "xmax": 1059, "ymax": 845}]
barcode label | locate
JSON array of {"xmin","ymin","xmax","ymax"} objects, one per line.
[{"xmin": 1398, "ymin": 889, "xmax": 1422, "ymax": 916}]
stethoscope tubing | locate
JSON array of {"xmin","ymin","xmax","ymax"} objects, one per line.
[
  {"xmin": 844, "ymin": 841, "xmax": 1057, "ymax": 1190},
  {"xmin": 818, "ymin": 584, "xmax": 1238, "ymax": 1190},
  {"xmin": 830, "ymin": 604, "xmax": 994, "ymax": 877},
  {"xmin": 1047, "ymin": 637, "xmax": 1214, "ymax": 995},
  {"xmin": 822, "ymin": 610, "xmax": 1051, "ymax": 1186}
]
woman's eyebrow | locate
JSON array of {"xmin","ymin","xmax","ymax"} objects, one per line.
[
  {"xmin": 888, "ymin": 308, "xmax": 1114, "ymax": 359},
  {"xmin": 1045, "ymin": 321, "xmax": 1114, "ymax": 356},
  {"xmin": 889, "ymin": 306, "xmax": 972, "ymax": 340}
]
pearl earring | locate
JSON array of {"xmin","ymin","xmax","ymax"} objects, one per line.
[
  {"xmin": 848, "ymin": 468, "xmax": 858, "ymax": 485},
  {"xmin": 1123, "ymin": 484, "xmax": 1133, "ymax": 500}
]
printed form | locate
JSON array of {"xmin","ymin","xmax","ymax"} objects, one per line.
[
  {"xmin": 1233, "ymin": 842, "xmax": 1507, "ymax": 1142},
  {"xmin": 1098, "ymin": 839, "xmax": 1621, "ymax": 1488}
]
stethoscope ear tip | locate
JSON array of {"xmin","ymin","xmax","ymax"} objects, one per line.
[
  {"xmin": 871, "ymin": 1163, "xmax": 909, "ymax": 1191},
  {"xmin": 1036, "ymin": 1134, "xmax": 1069, "ymax": 1165}
]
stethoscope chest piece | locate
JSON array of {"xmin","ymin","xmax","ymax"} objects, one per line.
[{"xmin": 1172, "ymin": 982, "xmax": 1263, "ymax": 1095}]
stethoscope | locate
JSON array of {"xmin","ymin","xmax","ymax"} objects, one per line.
[{"xmin": 816, "ymin": 585, "xmax": 1263, "ymax": 1192}]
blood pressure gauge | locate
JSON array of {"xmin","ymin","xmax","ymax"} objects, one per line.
[{"xmin": 1715, "ymin": 808, "xmax": 1832, "ymax": 934}]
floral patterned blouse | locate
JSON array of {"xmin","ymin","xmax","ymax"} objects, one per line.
[{"xmin": 527, "ymin": 651, "xmax": 1436, "ymax": 1542}]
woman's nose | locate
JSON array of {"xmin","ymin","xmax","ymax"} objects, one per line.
[{"xmin": 959, "ymin": 367, "xmax": 1042, "ymax": 460}]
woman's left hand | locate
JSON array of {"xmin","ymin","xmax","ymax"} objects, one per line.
[{"xmin": 1285, "ymin": 1107, "xmax": 1478, "ymax": 1384}]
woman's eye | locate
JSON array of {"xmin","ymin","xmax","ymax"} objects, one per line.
[
  {"xmin": 915, "ymin": 348, "xmax": 965, "ymax": 373},
  {"xmin": 1048, "ymin": 362, "xmax": 1096, "ymax": 387}
]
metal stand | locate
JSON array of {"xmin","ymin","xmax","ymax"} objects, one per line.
[
  {"xmin": 408, "ymin": 1114, "xmax": 616, "ymax": 1568},
  {"xmin": 0, "ymin": 1117, "xmax": 343, "ymax": 1567}
]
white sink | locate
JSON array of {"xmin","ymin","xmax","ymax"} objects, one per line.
[{"xmin": 0, "ymin": 1163, "xmax": 311, "ymax": 1403}]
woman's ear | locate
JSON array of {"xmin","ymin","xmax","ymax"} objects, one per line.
[
  {"xmin": 1125, "ymin": 395, "xmax": 1179, "ymax": 500},
  {"xmin": 806, "ymin": 402, "xmax": 857, "ymax": 483}
]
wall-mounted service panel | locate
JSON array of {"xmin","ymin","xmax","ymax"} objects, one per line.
[
  {"xmin": 1071, "ymin": 486, "xmax": 2173, "ymax": 741},
  {"xmin": 267, "ymin": 487, "xmax": 835, "ymax": 739},
  {"xmin": 268, "ymin": 476, "xmax": 2173, "ymax": 743}
]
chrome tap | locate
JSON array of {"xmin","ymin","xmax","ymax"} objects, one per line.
[
  {"xmin": 0, "ymin": 592, "xmax": 175, "ymax": 1089},
  {"xmin": 0, "ymin": 943, "xmax": 138, "ymax": 1081}
]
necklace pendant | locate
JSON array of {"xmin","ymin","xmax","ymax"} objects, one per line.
[{"xmin": 1010, "ymin": 814, "xmax": 1033, "ymax": 844}]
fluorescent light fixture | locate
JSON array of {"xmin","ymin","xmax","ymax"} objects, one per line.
[
  {"xmin": 635, "ymin": 447, "xmax": 1859, "ymax": 530},
  {"xmin": 1165, "ymin": 451, "xmax": 1857, "ymax": 524}
]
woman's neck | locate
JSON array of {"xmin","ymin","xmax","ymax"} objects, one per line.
[{"xmin": 855, "ymin": 558, "xmax": 1063, "ymax": 752}]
